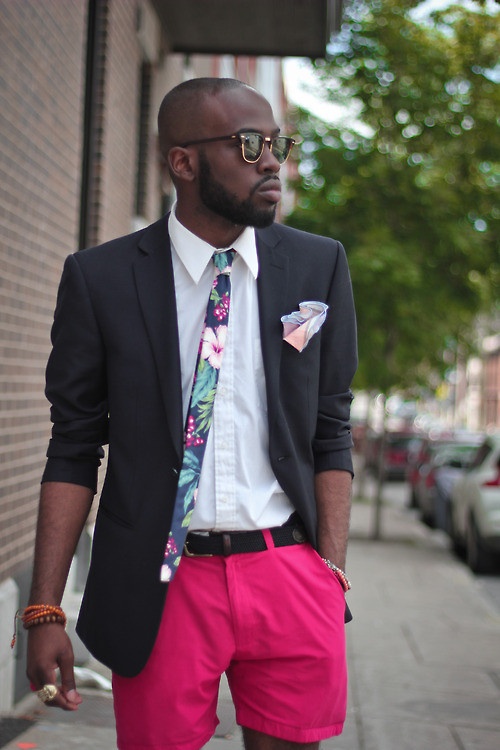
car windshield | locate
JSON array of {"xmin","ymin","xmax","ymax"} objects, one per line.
[
  {"xmin": 434, "ymin": 444, "xmax": 480, "ymax": 468},
  {"xmin": 468, "ymin": 440, "xmax": 492, "ymax": 469}
]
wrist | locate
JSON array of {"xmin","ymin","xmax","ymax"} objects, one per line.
[
  {"xmin": 11, "ymin": 604, "xmax": 67, "ymax": 649},
  {"xmin": 321, "ymin": 558, "xmax": 351, "ymax": 592}
]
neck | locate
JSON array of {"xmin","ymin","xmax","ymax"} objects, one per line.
[{"xmin": 174, "ymin": 203, "xmax": 245, "ymax": 249}]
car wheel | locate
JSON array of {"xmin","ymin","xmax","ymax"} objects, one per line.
[
  {"xmin": 449, "ymin": 509, "xmax": 465, "ymax": 558},
  {"xmin": 408, "ymin": 489, "xmax": 417, "ymax": 509},
  {"xmin": 466, "ymin": 516, "xmax": 496, "ymax": 574},
  {"xmin": 444, "ymin": 503, "xmax": 454, "ymax": 538},
  {"xmin": 419, "ymin": 507, "xmax": 435, "ymax": 529}
]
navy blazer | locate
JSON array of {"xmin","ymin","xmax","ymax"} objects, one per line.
[{"xmin": 42, "ymin": 215, "xmax": 357, "ymax": 676}]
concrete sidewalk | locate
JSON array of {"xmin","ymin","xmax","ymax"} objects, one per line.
[{"xmin": 2, "ymin": 499, "xmax": 500, "ymax": 750}]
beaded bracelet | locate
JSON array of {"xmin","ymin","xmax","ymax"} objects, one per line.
[
  {"xmin": 321, "ymin": 558, "xmax": 351, "ymax": 593},
  {"xmin": 11, "ymin": 604, "xmax": 67, "ymax": 649}
]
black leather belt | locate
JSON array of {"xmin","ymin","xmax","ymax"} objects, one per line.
[{"xmin": 183, "ymin": 523, "xmax": 307, "ymax": 557}]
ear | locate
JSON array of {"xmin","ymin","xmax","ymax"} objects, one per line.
[{"xmin": 168, "ymin": 146, "xmax": 197, "ymax": 183}]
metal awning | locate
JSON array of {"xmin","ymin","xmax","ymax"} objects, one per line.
[{"xmin": 151, "ymin": 0, "xmax": 343, "ymax": 59}]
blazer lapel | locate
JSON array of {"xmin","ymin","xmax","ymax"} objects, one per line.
[
  {"xmin": 133, "ymin": 218, "xmax": 183, "ymax": 463},
  {"xmin": 256, "ymin": 228, "xmax": 289, "ymax": 428},
  {"xmin": 131, "ymin": 220, "xmax": 288, "ymax": 464}
]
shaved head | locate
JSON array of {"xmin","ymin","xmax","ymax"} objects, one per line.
[
  {"xmin": 157, "ymin": 76, "xmax": 282, "ymax": 244},
  {"xmin": 158, "ymin": 78, "xmax": 255, "ymax": 159}
]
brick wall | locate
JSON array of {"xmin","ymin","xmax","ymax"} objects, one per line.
[
  {"xmin": 483, "ymin": 348, "xmax": 500, "ymax": 430},
  {"xmin": 0, "ymin": 0, "xmax": 169, "ymax": 589},
  {"xmin": 97, "ymin": 0, "xmax": 142, "ymax": 243},
  {"xmin": 0, "ymin": 0, "xmax": 87, "ymax": 582}
]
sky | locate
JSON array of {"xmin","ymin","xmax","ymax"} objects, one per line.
[
  {"xmin": 282, "ymin": 58, "xmax": 354, "ymax": 127},
  {"xmin": 282, "ymin": 0, "xmax": 497, "ymax": 127}
]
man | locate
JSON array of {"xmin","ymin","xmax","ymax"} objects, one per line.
[{"xmin": 26, "ymin": 78, "xmax": 357, "ymax": 750}]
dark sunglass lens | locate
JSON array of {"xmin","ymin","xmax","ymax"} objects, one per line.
[
  {"xmin": 242, "ymin": 133, "xmax": 264, "ymax": 162},
  {"xmin": 272, "ymin": 137, "xmax": 293, "ymax": 164}
]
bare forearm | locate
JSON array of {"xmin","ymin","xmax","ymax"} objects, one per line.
[
  {"xmin": 25, "ymin": 481, "xmax": 92, "ymax": 712},
  {"xmin": 29, "ymin": 481, "xmax": 94, "ymax": 605},
  {"xmin": 315, "ymin": 469, "xmax": 352, "ymax": 570}
]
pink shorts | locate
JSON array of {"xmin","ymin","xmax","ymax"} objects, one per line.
[{"xmin": 113, "ymin": 530, "xmax": 347, "ymax": 750}]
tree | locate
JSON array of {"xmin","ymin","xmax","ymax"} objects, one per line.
[{"xmin": 286, "ymin": 0, "xmax": 499, "ymax": 394}]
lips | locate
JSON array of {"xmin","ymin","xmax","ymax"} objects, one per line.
[{"xmin": 255, "ymin": 178, "xmax": 281, "ymax": 204}]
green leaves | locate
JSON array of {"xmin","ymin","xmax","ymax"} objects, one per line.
[
  {"xmin": 191, "ymin": 359, "xmax": 217, "ymax": 409},
  {"xmin": 287, "ymin": 0, "xmax": 499, "ymax": 393},
  {"xmin": 177, "ymin": 452, "xmax": 200, "ymax": 514}
]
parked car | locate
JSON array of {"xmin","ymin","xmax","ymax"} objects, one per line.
[
  {"xmin": 415, "ymin": 435, "xmax": 484, "ymax": 529},
  {"xmin": 365, "ymin": 430, "xmax": 421, "ymax": 480},
  {"xmin": 406, "ymin": 434, "xmax": 453, "ymax": 508},
  {"xmin": 449, "ymin": 432, "xmax": 500, "ymax": 574}
]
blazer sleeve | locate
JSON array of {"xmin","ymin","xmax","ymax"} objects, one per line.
[
  {"xmin": 42, "ymin": 254, "xmax": 109, "ymax": 492},
  {"xmin": 313, "ymin": 241, "xmax": 358, "ymax": 475}
]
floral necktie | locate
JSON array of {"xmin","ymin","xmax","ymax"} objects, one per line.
[{"xmin": 160, "ymin": 249, "xmax": 236, "ymax": 582}]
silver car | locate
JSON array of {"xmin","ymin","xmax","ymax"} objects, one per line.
[
  {"xmin": 450, "ymin": 432, "xmax": 500, "ymax": 574},
  {"xmin": 415, "ymin": 434, "xmax": 483, "ymax": 529}
]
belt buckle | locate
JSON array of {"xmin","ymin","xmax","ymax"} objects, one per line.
[{"xmin": 183, "ymin": 540, "xmax": 213, "ymax": 558}]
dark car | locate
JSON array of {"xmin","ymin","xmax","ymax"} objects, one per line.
[
  {"xmin": 406, "ymin": 434, "xmax": 454, "ymax": 509},
  {"xmin": 366, "ymin": 431, "xmax": 422, "ymax": 480}
]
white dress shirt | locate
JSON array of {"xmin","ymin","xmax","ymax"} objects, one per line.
[{"xmin": 168, "ymin": 208, "xmax": 294, "ymax": 531}]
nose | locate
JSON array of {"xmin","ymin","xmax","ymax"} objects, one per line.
[{"xmin": 257, "ymin": 142, "xmax": 281, "ymax": 174}]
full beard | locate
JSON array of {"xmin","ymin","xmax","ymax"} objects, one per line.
[{"xmin": 198, "ymin": 152, "xmax": 277, "ymax": 228}]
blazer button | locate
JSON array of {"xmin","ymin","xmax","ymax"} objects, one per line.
[{"xmin": 172, "ymin": 467, "xmax": 179, "ymax": 476}]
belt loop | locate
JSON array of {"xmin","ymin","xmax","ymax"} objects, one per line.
[
  {"xmin": 222, "ymin": 533, "xmax": 232, "ymax": 556},
  {"xmin": 262, "ymin": 528, "xmax": 274, "ymax": 550}
]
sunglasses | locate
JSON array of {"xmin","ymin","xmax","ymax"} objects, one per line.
[{"xmin": 179, "ymin": 132, "xmax": 295, "ymax": 165}]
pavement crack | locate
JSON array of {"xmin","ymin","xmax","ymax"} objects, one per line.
[
  {"xmin": 400, "ymin": 623, "xmax": 424, "ymax": 663},
  {"xmin": 449, "ymin": 725, "xmax": 467, "ymax": 750}
]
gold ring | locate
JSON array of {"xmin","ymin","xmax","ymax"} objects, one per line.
[{"xmin": 37, "ymin": 684, "xmax": 58, "ymax": 703}]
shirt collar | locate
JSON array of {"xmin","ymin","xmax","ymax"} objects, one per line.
[{"xmin": 168, "ymin": 205, "xmax": 259, "ymax": 284}]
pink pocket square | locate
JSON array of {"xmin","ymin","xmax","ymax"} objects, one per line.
[{"xmin": 281, "ymin": 301, "xmax": 329, "ymax": 352}]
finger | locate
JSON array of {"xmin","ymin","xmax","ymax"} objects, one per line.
[
  {"xmin": 58, "ymin": 642, "xmax": 82, "ymax": 710},
  {"xmin": 38, "ymin": 681, "xmax": 81, "ymax": 711},
  {"xmin": 29, "ymin": 640, "xmax": 81, "ymax": 710},
  {"xmin": 32, "ymin": 681, "xmax": 68, "ymax": 710}
]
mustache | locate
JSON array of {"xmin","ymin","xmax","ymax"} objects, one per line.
[{"xmin": 250, "ymin": 175, "xmax": 281, "ymax": 196}]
